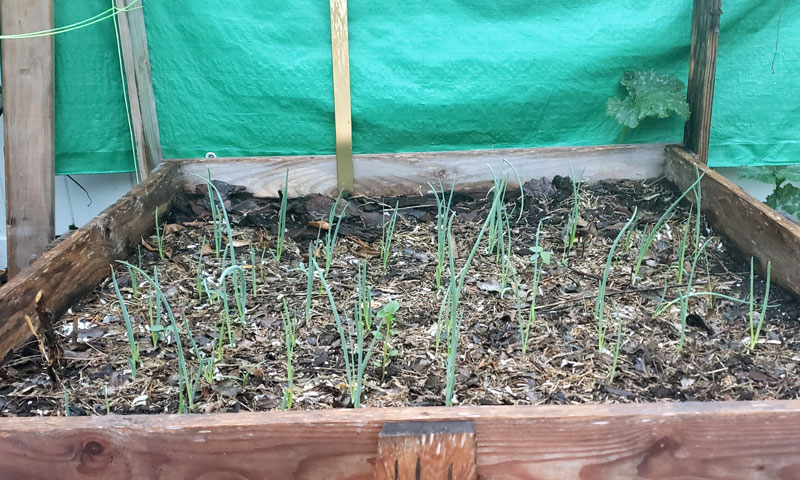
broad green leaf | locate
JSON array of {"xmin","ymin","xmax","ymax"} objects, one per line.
[
  {"xmin": 377, "ymin": 300, "xmax": 400, "ymax": 318},
  {"xmin": 540, "ymin": 251, "xmax": 552, "ymax": 264},
  {"xmin": 606, "ymin": 70, "xmax": 690, "ymax": 129},
  {"xmin": 766, "ymin": 183, "xmax": 800, "ymax": 219},
  {"xmin": 739, "ymin": 165, "xmax": 800, "ymax": 186}
]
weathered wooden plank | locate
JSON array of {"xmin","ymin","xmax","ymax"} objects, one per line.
[
  {"xmin": 115, "ymin": 0, "xmax": 150, "ymax": 180},
  {"xmin": 1, "ymin": 0, "xmax": 56, "ymax": 278},
  {"xmin": 329, "ymin": 0, "xmax": 354, "ymax": 195},
  {"xmin": 0, "ymin": 163, "xmax": 179, "ymax": 363},
  {"xmin": 0, "ymin": 401, "xmax": 799, "ymax": 479},
  {"xmin": 116, "ymin": 0, "xmax": 162, "ymax": 173},
  {"xmin": 176, "ymin": 143, "xmax": 669, "ymax": 199},
  {"xmin": 665, "ymin": 145, "xmax": 800, "ymax": 299},
  {"xmin": 376, "ymin": 421, "xmax": 476, "ymax": 480},
  {"xmin": 684, "ymin": 0, "xmax": 722, "ymax": 164}
]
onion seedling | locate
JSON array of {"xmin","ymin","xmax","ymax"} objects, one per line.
[
  {"xmin": 195, "ymin": 237, "xmax": 207, "ymax": 300},
  {"xmin": 675, "ymin": 204, "xmax": 693, "ymax": 284},
  {"xmin": 429, "ymin": 180, "xmax": 455, "ymax": 290},
  {"xmin": 633, "ymin": 174, "xmax": 704, "ymax": 282},
  {"xmin": 127, "ymin": 265, "xmax": 139, "ymax": 297},
  {"xmin": 191, "ymin": 172, "xmax": 238, "ymax": 269},
  {"xmin": 521, "ymin": 218, "xmax": 551, "ymax": 354},
  {"xmin": 319, "ymin": 193, "xmax": 350, "ymax": 277},
  {"xmin": 280, "ymin": 299, "xmax": 296, "ymax": 410},
  {"xmin": 563, "ymin": 170, "xmax": 583, "ymax": 257},
  {"xmin": 119, "ymin": 261, "xmax": 196, "ymax": 411},
  {"xmin": 595, "ymin": 208, "xmax": 638, "ymax": 351},
  {"xmin": 441, "ymin": 197, "xmax": 499, "ymax": 405},
  {"xmin": 357, "ymin": 261, "xmax": 372, "ymax": 330},
  {"xmin": 380, "ymin": 201, "xmax": 399, "ymax": 273},
  {"xmin": 219, "ymin": 265, "xmax": 248, "ymax": 325},
  {"xmin": 312, "ymin": 255, "xmax": 381, "ymax": 408},
  {"xmin": 111, "ymin": 268, "xmax": 139, "ymax": 378},
  {"xmin": 275, "ymin": 169, "xmax": 289, "ymax": 262},
  {"xmin": 608, "ymin": 301, "xmax": 625, "ymax": 383},
  {"xmin": 63, "ymin": 388, "xmax": 70, "ymax": 417},
  {"xmin": 203, "ymin": 279, "xmax": 234, "ymax": 349},
  {"xmin": 749, "ymin": 259, "xmax": 772, "ymax": 350},
  {"xmin": 249, "ymin": 243, "xmax": 258, "ymax": 296},
  {"xmin": 146, "ymin": 266, "xmax": 164, "ymax": 347},
  {"xmin": 677, "ymin": 237, "xmax": 713, "ymax": 348}
]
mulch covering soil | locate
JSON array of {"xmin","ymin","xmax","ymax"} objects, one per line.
[{"xmin": 2, "ymin": 175, "xmax": 799, "ymax": 416}]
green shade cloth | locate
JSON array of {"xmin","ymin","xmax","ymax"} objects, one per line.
[{"xmin": 50, "ymin": 0, "xmax": 797, "ymax": 175}]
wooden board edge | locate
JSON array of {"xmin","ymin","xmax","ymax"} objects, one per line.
[
  {"xmin": 1, "ymin": 1, "xmax": 56, "ymax": 278},
  {"xmin": 173, "ymin": 143, "xmax": 671, "ymax": 198},
  {"xmin": 1, "ymin": 401, "xmax": 799, "ymax": 479},
  {"xmin": 0, "ymin": 163, "xmax": 180, "ymax": 362},
  {"xmin": 665, "ymin": 145, "xmax": 800, "ymax": 299}
]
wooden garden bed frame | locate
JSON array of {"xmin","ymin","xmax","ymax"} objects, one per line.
[{"xmin": 3, "ymin": 0, "xmax": 800, "ymax": 477}]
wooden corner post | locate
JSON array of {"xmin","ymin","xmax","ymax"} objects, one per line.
[
  {"xmin": 329, "ymin": 0, "xmax": 354, "ymax": 195},
  {"xmin": 376, "ymin": 421, "xmax": 477, "ymax": 480},
  {"xmin": 115, "ymin": 0, "xmax": 163, "ymax": 179},
  {"xmin": 684, "ymin": 0, "xmax": 722, "ymax": 164},
  {"xmin": 1, "ymin": 0, "xmax": 56, "ymax": 278}
]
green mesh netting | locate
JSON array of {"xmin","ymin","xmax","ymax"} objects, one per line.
[{"xmin": 51, "ymin": 0, "xmax": 797, "ymax": 175}]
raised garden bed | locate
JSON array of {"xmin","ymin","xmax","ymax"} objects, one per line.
[
  {"xmin": 0, "ymin": 144, "xmax": 799, "ymax": 478},
  {"xmin": 2, "ymin": 157, "xmax": 799, "ymax": 416}
]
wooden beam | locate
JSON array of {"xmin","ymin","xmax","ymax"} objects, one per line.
[
  {"xmin": 376, "ymin": 421, "xmax": 476, "ymax": 480},
  {"xmin": 329, "ymin": 0, "xmax": 354, "ymax": 195},
  {"xmin": 683, "ymin": 0, "xmax": 722, "ymax": 164},
  {"xmin": 1, "ymin": 0, "xmax": 56, "ymax": 278},
  {"xmin": 0, "ymin": 163, "xmax": 179, "ymax": 363},
  {"xmin": 1, "ymin": 401, "xmax": 800, "ymax": 478},
  {"xmin": 176, "ymin": 143, "xmax": 669, "ymax": 199},
  {"xmin": 665, "ymin": 145, "xmax": 800, "ymax": 299},
  {"xmin": 115, "ymin": 0, "xmax": 163, "ymax": 175},
  {"xmin": 115, "ymin": 0, "xmax": 149, "ymax": 179}
]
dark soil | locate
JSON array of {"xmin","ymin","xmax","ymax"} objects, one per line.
[{"xmin": 2, "ymin": 175, "xmax": 799, "ymax": 417}]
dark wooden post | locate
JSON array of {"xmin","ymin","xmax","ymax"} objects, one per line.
[
  {"xmin": 1, "ymin": 0, "xmax": 56, "ymax": 278},
  {"xmin": 684, "ymin": 0, "xmax": 722, "ymax": 164},
  {"xmin": 375, "ymin": 421, "xmax": 476, "ymax": 480}
]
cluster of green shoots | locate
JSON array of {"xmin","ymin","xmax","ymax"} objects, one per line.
[
  {"xmin": 439, "ymin": 195, "xmax": 499, "ymax": 406},
  {"xmin": 280, "ymin": 299, "xmax": 296, "ymax": 410},
  {"xmin": 312, "ymin": 256, "xmax": 381, "ymax": 408},
  {"xmin": 563, "ymin": 171, "xmax": 583, "ymax": 257},
  {"xmin": 275, "ymin": 170, "xmax": 289, "ymax": 263},
  {"xmin": 319, "ymin": 193, "xmax": 350, "ymax": 277},
  {"xmin": 110, "ymin": 172, "xmax": 265, "ymax": 412},
  {"xmin": 112, "ymin": 262, "xmax": 201, "ymax": 413},
  {"xmin": 380, "ymin": 201, "xmax": 399, "ymax": 272},
  {"xmin": 429, "ymin": 181, "xmax": 455, "ymax": 290}
]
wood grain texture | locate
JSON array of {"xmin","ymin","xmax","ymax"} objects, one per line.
[
  {"xmin": 0, "ymin": 163, "xmax": 179, "ymax": 363},
  {"xmin": 116, "ymin": 0, "xmax": 162, "ymax": 173},
  {"xmin": 665, "ymin": 145, "xmax": 800, "ymax": 299},
  {"xmin": 683, "ymin": 0, "xmax": 722, "ymax": 164},
  {"xmin": 376, "ymin": 421, "xmax": 476, "ymax": 480},
  {"xmin": 176, "ymin": 143, "xmax": 669, "ymax": 199},
  {"xmin": 329, "ymin": 0, "xmax": 354, "ymax": 195},
  {"xmin": 115, "ymin": 0, "xmax": 149, "ymax": 179},
  {"xmin": 1, "ymin": 0, "xmax": 56, "ymax": 278},
  {"xmin": 1, "ymin": 401, "xmax": 800, "ymax": 479}
]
